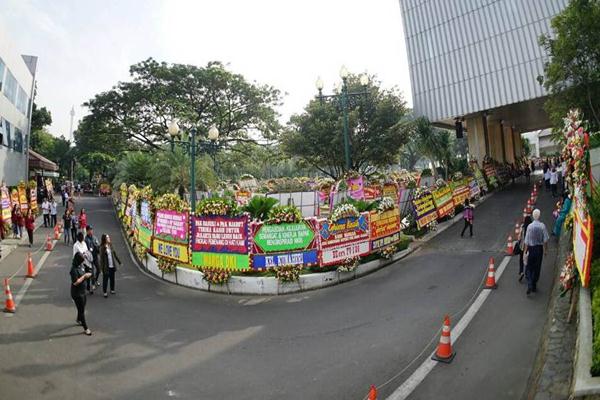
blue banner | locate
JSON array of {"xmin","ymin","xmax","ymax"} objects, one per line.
[{"xmin": 252, "ymin": 249, "xmax": 318, "ymax": 270}]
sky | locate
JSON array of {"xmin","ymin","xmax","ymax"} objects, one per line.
[{"xmin": 0, "ymin": 0, "xmax": 412, "ymax": 140}]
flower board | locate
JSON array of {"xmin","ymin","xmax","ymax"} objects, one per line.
[
  {"xmin": 319, "ymin": 213, "xmax": 371, "ymax": 266},
  {"xmin": 432, "ymin": 186, "xmax": 454, "ymax": 218},
  {"xmin": 412, "ymin": 193, "xmax": 437, "ymax": 229},
  {"xmin": 369, "ymin": 207, "xmax": 401, "ymax": 251},
  {"xmin": 154, "ymin": 209, "xmax": 189, "ymax": 243}
]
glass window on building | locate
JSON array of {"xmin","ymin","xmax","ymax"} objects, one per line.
[
  {"xmin": 5, "ymin": 119, "xmax": 11, "ymax": 149},
  {"xmin": 3, "ymin": 69, "xmax": 17, "ymax": 104},
  {"xmin": 0, "ymin": 57, "xmax": 5, "ymax": 92},
  {"xmin": 0, "ymin": 119, "xmax": 4, "ymax": 146},
  {"xmin": 14, "ymin": 128, "xmax": 23, "ymax": 152},
  {"xmin": 17, "ymin": 86, "xmax": 28, "ymax": 115}
]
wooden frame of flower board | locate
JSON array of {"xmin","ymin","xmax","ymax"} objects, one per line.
[
  {"xmin": 369, "ymin": 207, "xmax": 401, "ymax": 251},
  {"xmin": 318, "ymin": 212, "xmax": 371, "ymax": 266},
  {"xmin": 250, "ymin": 218, "xmax": 319, "ymax": 270},
  {"xmin": 190, "ymin": 215, "xmax": 251, "ymax": 271}
]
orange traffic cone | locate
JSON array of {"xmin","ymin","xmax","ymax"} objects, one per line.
[
  {"xmin": 506, "ymin": 235, "xmax": 514, "ymax": 255},
  {"xmin": 522, "ymin": 208, "xmax": 529, "ymax": 219},
  {"xmin": 26, "ymin": 253, "xmax": 36, "ymax": 278},
  {"xmin": 3, "ymin": 278, "xmax": 15, "ymax": 313},
  {"xmin": 485, "ymin": 257, "xmax": 498, "ymax": 289},
  {"xmin": 54, "ymin": 225, "xmax": 60, "ymax": 240},
  {"xmin": 368, "ymin": 385, "xmax": 378, "ymax": 400},
  {"xmin": 514, "ymin": 222, "xmax": 521, "ymax": 238},
  {"xmin": 432, "ymin": 315, "xmax": 455, "ymax": 363},
  {"xmin": 45, "ymin": 235, "xmax": 53, "ymax": 251}
]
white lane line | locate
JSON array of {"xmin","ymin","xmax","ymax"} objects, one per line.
[
  {"xmin": 5, "ymin": 242, "xmax": 56, "ymax": 317},
  {"xmin": 387, "ymin": 256, "xmax": 511, "ymax": 400}
]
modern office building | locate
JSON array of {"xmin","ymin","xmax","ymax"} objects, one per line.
[
  {"xmin": 0, "ymin": 25, "xmax": 37, "ymax": 186},
  {"xmin": 399, "ymin": 0, "xmax": 568, "ymax": 164}
]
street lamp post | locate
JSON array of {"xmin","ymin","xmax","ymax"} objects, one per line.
[
  {"xmin": 316, "ymin": 66, "xmax": 369, "ymax": 171},
  {"xmin": 168, "ymin": 121, "xmax": 219, "ymax": 212}
]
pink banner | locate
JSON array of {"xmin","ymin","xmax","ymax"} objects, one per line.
[
  {"xmin": 154, "ymin": 209, "xmax": 189, "ymax": 243},
  {"xmin": 347, "ymin": 176, "xmax": 365, "ymax": 200}
]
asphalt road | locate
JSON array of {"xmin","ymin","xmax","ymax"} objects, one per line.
[{"xmin": 0, "ymin": 180, "xmax": 558, "ymax": 400}]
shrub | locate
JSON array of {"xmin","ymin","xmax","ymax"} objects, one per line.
[{"xmin": 243, "ymin": 196, "xmax": 278, "ymax": 221}]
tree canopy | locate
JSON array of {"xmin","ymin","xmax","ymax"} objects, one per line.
[
  {"xmin": 539, "ymin": 0, "xmax": 600, "ymax": 132},
  {"xmin": 281, "ymin": 74, "xmax": 410, "ymax": 178}
]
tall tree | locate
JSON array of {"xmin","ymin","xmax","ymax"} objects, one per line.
[
  {"xmin": 282, "ymin": 74, "xmax": 410, "ymax": 178},
  {"xmin": 539, "ymin": 0, "xmax": 600, "ymax": 133}
]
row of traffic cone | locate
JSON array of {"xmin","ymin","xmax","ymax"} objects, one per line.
[
  {"xmin": 3, "ymin": 253, "xmax": 37, "ymax": 313},
  {"xmin": 508, "ymin": 182, "xmax": 540, "ymax": 256},
  {"xmin": 364, "ymin": 256, "xmax": 503, "ymax": 398}
]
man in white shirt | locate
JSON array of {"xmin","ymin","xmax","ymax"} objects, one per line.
[
  {"xmin": 50, "ymin": 199, "xmax": 57, "ymax": 227},
  {"xmin": 42, "ymin": 199, "xmax": 50, "ymax": 227},
  {"xmin": 73, "ymin": 232, "xmax": 94, "ymax": 294},
  {"xmin": 550, "ymin": 168, "xmax": 559, "ymax": 197}
]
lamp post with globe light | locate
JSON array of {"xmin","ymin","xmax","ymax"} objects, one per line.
[
  {"xmin": 167, "ymin": 120, "xmax": 219, "ymax": 211},
  {"xmin": 315, "ymin": 66, "xmax": 369, "ymax": 171}
]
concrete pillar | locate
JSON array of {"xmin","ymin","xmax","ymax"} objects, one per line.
[
  {"xmin": 466, "ymin": 117, "xmax": 486, "ymax": 165},
  {"xmin": 505, "ymin": 125, "xmax": 515, "ymax": 164},
  {"xmin": 514, "ymin": 129, "xmax": 522, "ymax": 158},
  {"xmin": 487, "ymin": 121, "xmax": 503, "ymax": 162}
]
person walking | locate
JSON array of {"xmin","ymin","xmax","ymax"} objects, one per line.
[
  {"xmin": 550, "ymin": 167, "xmax": 559, "ymax": 197},
  {"xmin": 73, "ymin": 232, "xmax": 94, "ymax": 294},
  {"xmin": 61, "ymin": 188, "xmax": 66, "ymax": 207},
  {"xmin": 460, "ymin": 199, "xmax": 474, "ymax": 237},
  {"xmin": 544, "ymin": 168, "xmax": 551, "ymax": 191},
  {"xmin": 524, "ymin": 165, "xmax": 531, "ymax": 184},
  {"xmin": 11, "ymin": 205, "xmax": 22, "ymax": 239},
  {"xmin": 100, "ymin": 234, "xmax": 121, "ymax": 298},
  {"xmin": 518, "ymin": 215, "xmax": 533, "ymax": 282},
  {"xmin": 523, "ymin": 209, "xmax": 550, "ymax": 295},
  {"xmin": 70, "ymin": 211, "xmax": 79, "ymax": 243},
  {"xmin": 62, "ymin": 210, "xmax": 72, "ymax": 244},
  {"xmin": 50, "ymin": 197, "xmax": 58, "ymax": 227},
  {"xmin": 70, "ymin": 252, "xmax": 92, "ymax": 336},
  {"xmin": 78, "ymin": 209, "xmax": 88, "ymax": 234},
  {"xmin": 42, "ymin": 198, "xmax": 50, "ymax": 228},
  {"xmin": 24, "ymin": 209, "xmax": 35, "ymax": 247},
  {"xmin": 84, "ymin": 226, "xmax": 101, "ymax": 287}
]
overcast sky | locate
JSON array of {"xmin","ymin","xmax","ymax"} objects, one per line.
[{"xmin": 1, "ymin": 0, "xmax": 412, "ymax": 140}]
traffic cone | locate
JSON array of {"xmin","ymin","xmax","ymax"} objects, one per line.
[
  {"xmin": 484, "ymin": 257, "xmax": 498, "ymax": 289},
  {"xmin": 54, "ymin": 225, "xmax": 60, "ymax": 240},
  {"xmin": 26, "ymin": 253, "xmax": 36, "ymax": 278},
  {"xmin": 432, "ymin": 315, "xmax": 455, "ymax": 363},
  {"xmin": 45, "ymin": 235, "xmax": 53, "ymax": 251},
  {"xmin": 506, "ymin": 235, "xmax": 514, "ymax": 255},
  {"xmin": 523, "ymin": 208, "xmax": 529, "ymax": 219},
  {"xmin": 514, "ymin": 222, "xmax": 521, "ymax": 238},
  {"xmin": 368, "ymin": 385, "xmax": 378, "ymax": 400},
  {"xmin": 3, "ymin": 278, "xmax": 15, "ymax": 313}
]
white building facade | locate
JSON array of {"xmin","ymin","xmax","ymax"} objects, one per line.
[
  {"xmin": 399, "ymin": 0, "xmax": 568, "ymax": 164},
  {"xmin": 0, "ymin": 28, "xmax": 36, "ymax": 186}
]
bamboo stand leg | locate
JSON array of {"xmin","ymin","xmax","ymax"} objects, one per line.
[{"xmin": 567, "ymin": 285, "xmax": 578, "ymax": 324}]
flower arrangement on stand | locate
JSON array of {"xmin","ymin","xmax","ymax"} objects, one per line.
[
  {"xmin": 267, "ymin": 205, "xmax": 303, "ymax": 224},
  {"xmin": 200, "ymin": 267, "xmax": 231, "ymax": 285},
  {"xmin": 377, "ymin": 197, "xmax": 396, "ymax": 213},
  {"xmin": 427, "ymin": 219, "xmax": 438, "ymax": 231},
  {"xmin": 330, "ymin": 203, "xmax": 360, "ymax": 221},
  {"xmin": 561, "ymin": 109, "xmax": 590, "ymax": 208},
  {"xmin": 413, "ymin": 187, "xmax": 431, "ymax": 199},
  {"xmin": 452, "ymin": 172, "xmax": 463, "ymax": 181},
  {"xmin": 154, "ymin": 193, "xmax": 189, "ymax": 212},
  {"xmin": 134, "ymin": 244, "xmax": 148, "ymax": 262},
  {"xmin": 157, "ymin": 257, "xmax": 177, "ymax": 273},
  {"xmin": 379, "ymin": 245, "xmax": 397, "ymax": 260},
  {"xmin": 559, "ymin": 252, "xmax": 577, "ymax": 296},
  {"xmin": 275, "ymin": 264, "xmax": 303, "ymax": 282},
  {"xmin": 196, "ymin": 197, "xmax": 239, "ymax": 217},
  {"xmin": 27, "ymin": 179, "xmax": 37, "ymax": 190},
  {"xmin": 337, "ymin": 256, "xmax": 360, "ymax": 272},
  {"xmin": 435, "ymin": 178, "xmax": 447, "ymax": 189}
]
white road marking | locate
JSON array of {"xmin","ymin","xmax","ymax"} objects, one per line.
[
  {"xmin": 5, "ymin": 243, "xmax": 56, "ymax": 317},
  {"xmin": 387, "ymin": 256, "xmax": 511, "ymax": 400}
]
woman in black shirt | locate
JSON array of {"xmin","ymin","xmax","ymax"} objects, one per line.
[{"xmin": 70, "ymin": 252, "xmax": 92, "ymax": 335}]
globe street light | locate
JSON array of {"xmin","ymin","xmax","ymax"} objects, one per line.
[
  {"xmin": 167, "ymin": 121, "xmax": 220, "ymax": 212},
  {"xmin": 315, "ymin": 68, "xmax": 369, "ymax": 171}
]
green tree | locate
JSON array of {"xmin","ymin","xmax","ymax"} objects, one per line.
[
  {"xmin": 539, "ymin": 0, "xmax": 600, "ymax": 133},
  {"xmin": 522, "ymin": 137, "xmax": 532, "ymax": 157},
  {"xmin": 30, "ymin": 103, "xmax": 52, "ymax": 132},
  {"xmin": 282, "ymin": 74, "xmax": 410, "ymax": 178}
]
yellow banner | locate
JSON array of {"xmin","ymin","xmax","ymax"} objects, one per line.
[{"xmin": 152, "ymin": 239, "xmax": 189, "ymax": 263}]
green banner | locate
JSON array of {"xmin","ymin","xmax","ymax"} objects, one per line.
[
  {"xmin": 138, "ymin": 225, "xmax": 152, "ymax": 249},
  {"xmin": 192, "ymin": 252, "xmax": 250, "ymax": 270},
  {"xmin": 254, "ymin": 222, "xmax": 315, "ymax": 252}
]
